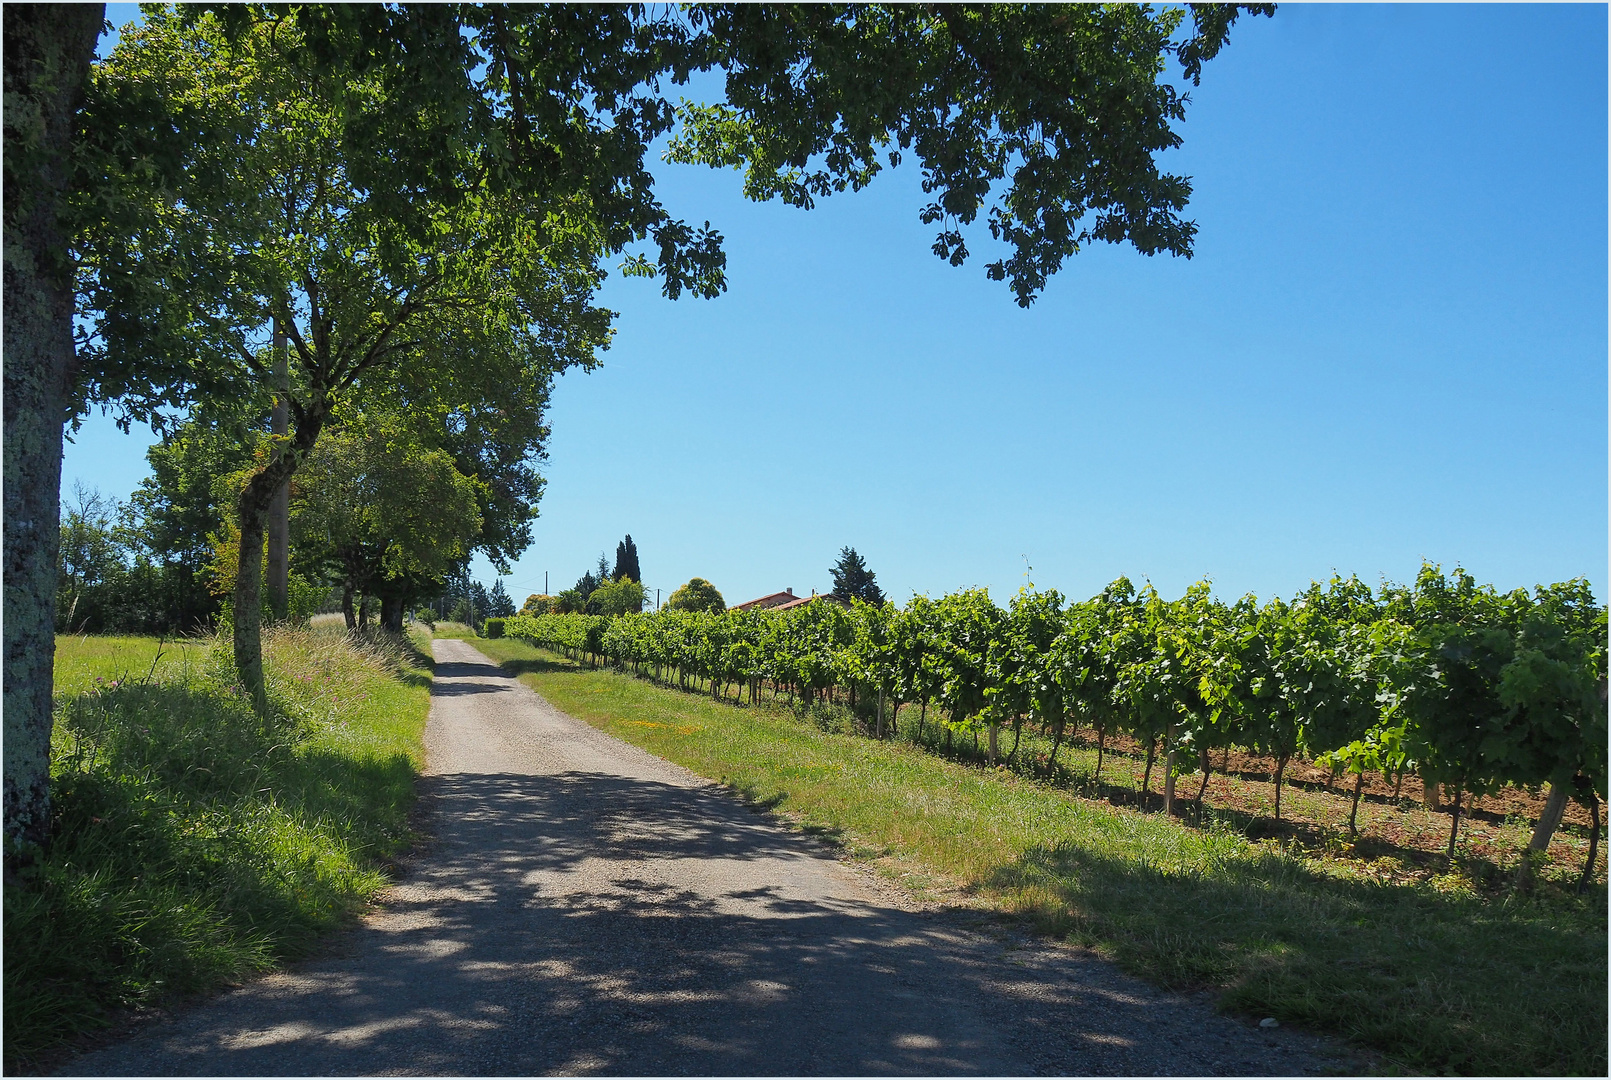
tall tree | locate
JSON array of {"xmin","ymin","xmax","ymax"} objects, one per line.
[
  {"xmin": 4, "ymin": 3, "xmax": 105, "ymax": 857},
  {"xmin": 614, "ymin": 534, "xmax": 641, "ymax": 583},
  {"xmin": 88, "ymin": 10, "xmax": 612, "ymax": 708},
  {"xmin": 487, "ymin": 579, "xmax": 517, "ymax": 619},
  {"xmin": 830, "ymin": 546, "xmax": 885, "ymax": 606}
]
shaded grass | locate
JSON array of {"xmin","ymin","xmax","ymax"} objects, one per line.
[
  {"xmin": 5, "ymin": 627, "xmax": 431, "ymax": 1071},
  {"xmin": 466, "ymin": 635, "xmax": 1607, "ymax": 1076}
]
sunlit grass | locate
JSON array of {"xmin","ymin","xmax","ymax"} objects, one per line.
[
  {"xmin": 5, "ymin": 627, "xmax": 431, "ymax": 1071},
  {"xmin": 465, "ymin": 635, "xmax": 1607, "ymax": 1077}
]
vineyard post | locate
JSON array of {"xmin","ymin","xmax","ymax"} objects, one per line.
[
  {"xmin": 1515, "ymin": 782, "xmax": 1571, "ymax": 887},
  {"xmin": 1163, "ymin": 721, "xmax": 1177, "ymax": 816}
]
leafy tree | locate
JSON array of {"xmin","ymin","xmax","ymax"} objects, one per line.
[
  {"xmin": 590, "ymin": 577, "xmax": 645, "ymax": 617},
  {"xmin": 55, "ymin": 484, "xmax": 128, "ymax": 633},
  {"xmin": 520, "ymin": 594, "xmax": 554, "ymax": 617},
  {"xmin": 614, "ymin": 535, "xmax": 641, "ymax": 583},
  {"xmin": 830, "ymin": 546, "xmax": 885, "ymax": 606},
  {"xmin": 290, "ymin": 422, "xmax": 485, "ymax": 631},
  {"xmin": 85, "ymin": 10, "xmax": 612, "ymax": 710},
  {"xmin": 667, "ymin": 578, "xmax": 725, "ymax": 614},
  {"xmin": 126, "ymin": 410, "xmax": 262, "ymax": 625},
  {"xmin": 487, "ymin": 580, "xmax": 517, "ymax": 619}
]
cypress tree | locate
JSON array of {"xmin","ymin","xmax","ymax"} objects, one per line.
[{"xmin": 614, "ymin": 535, "xmax": 641, "ymax": 582}]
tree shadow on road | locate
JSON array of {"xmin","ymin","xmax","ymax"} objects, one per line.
[{"xmin": 68, "ymin": 766, "xmax": 1347, "ymax": 1078}]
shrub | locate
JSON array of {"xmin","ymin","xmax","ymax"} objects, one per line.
[{"xmin": 483, "ymin": 617, "xmax": 506, "ymax": 639}]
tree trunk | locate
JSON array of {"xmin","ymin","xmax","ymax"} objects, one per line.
[
  {"xmin": 987, "ymin": 722, "xmax": 998, "ymax": 766},
  {"xmin": 1095, "ymin": 727, "xmax": 1106, "ymax": 784},
  {"xmin": 1445, "ymin": 785, "xmax": 1464, "ymax": 859},
  {"xmin": 1008, "ymin": 716, "xmax": 1023, "ymax": 762},
  {"xmin": 380, "ymin": 594, "xmax": 405, "ymax": 633},
  {"xmin": 917, "ymin": 698, "xmax": 927, "ymax": 741},
  {"xmin": 342, "ymin": 584, "xmax": 357, "ymax": 629},
  {"xmin": 1348, "ymin": 770, "xmax": 1365, "ymax": 837},
  {"xmin": 2, "ymin": 2, "xmax": 103, "ymax": 868},
  {"xmin": 1515, "ymin": 781, "xmax": 1571, "ymax": 888},
  {"xmin": 1392, "ymin": 769, "xmax": 1404, "ymax": 800},
  {"xmin": 1578, "ymin": 796, "xmax": 1601, "ymax": 893},
  {"xmin": 265, "ymin": 320, "xmax": 290, "ymax": 620},
  {"xmin": 1273, "ymin": 752, "xmax": 1289, "ymax": 822},
  {"xmin": 232, "ymin": 404, "xmax": 326, "ymax": 710},
  {"xmin": 876, "ymin": 687, "xmax": 884, "ymax": 739},
  {"xmin": 1142, "ymin": 737, "xmax": 1157, "ymax": 800},
  {"xmin": 1196, "ymin": 745, "xmax": 1212, "ymax": 803},
  {"xmin": 1047, "ymin": 719, "xmax": 1064, "ymax": 773}
]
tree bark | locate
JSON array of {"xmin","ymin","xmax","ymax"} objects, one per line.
[
  {"xmin": 3, "ymin": 3, "xmax": 104, "ymax": 865},
  {"xmin": 380, "ymin": 594, "xmax": 405, "ymax": 633},
  {"xmin": 1196, "ymin": 745, "xmax": 1212, "ymax": 804},
  {"xmin": 232, "ymin": 404, "xmax": 326, "ymax": 711}
]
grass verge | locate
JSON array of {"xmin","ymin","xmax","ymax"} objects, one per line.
[
  {"xmin": 464, "ymin": 635, "xmax": 1606, "ymax": 1076},
  {"xmin": 4, "ymin": 626, "xmax": 431, "ymax": 1072}
]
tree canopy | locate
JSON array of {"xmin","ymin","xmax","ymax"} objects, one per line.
[
  {"xmin": 614, "ymin": 535, "xmax": 642, "ymax": 583},
  {"xmin": 830, "ymin": 546, "xmax": 885, "ymax": 606},
  {"xmin": 667, "ymin": 577, "xmax": 726, "ymax": 614}
]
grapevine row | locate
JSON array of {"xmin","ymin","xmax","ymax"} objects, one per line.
[{"xmin": 501, "ymin": 564, "xmax": 1606, "ymax": 873}]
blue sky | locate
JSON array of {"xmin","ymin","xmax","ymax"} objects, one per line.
[{"xmin": 71, "ymin": 4, "xmax": 1607, "ymax": 610}]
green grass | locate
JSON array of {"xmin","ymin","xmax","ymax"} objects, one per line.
[
  {"xmin": 4, "ymin": 626, "xmax": 431, "ymax": 1071},
  {"xmin": 465, "ymin": 635, "xmax": 1606, "ymax": 1077}
]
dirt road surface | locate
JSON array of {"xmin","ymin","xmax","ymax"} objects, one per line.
[{"xmin": 63, "ymin": 639, "xmax": 1354, "ymax": 1076}]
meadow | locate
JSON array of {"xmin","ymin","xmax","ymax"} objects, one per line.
[{"xmin": 4, "ymin": 628, "xmax": 431, "ymax": 1071}]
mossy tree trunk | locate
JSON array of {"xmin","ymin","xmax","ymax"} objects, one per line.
[{"xmin": 2, "ymin": 3, "xmax": 103, "ymax": 868}]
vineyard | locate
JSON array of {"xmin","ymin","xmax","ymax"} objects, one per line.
[{"xmin": 499, "ymin": 563, "xmax": 1606, "ymax": 885}]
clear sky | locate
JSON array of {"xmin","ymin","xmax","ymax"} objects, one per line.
[{"xmin": 69, "ymin": 4, "xmax": 1607, "ymax": 610}]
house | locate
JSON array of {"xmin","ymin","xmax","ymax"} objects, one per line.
[
  {"xmin": 731, "ymin": 588, "xmax": 801, "ymax": 611},
  {"xmin": 732, "ymin": 588, "xmax": 847, "ymax": 612}
]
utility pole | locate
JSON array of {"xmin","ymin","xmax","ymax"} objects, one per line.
[
  {"xmin": 544, "ymin": 571, "xmax": 548, "ymax": 596},
  {"xmin": 656, "ymin": 588, "xmax": 661, "ymax": 611},
  {"xmin": 265, "ymin": 317, "xmax": 290, "ymax": 620}
]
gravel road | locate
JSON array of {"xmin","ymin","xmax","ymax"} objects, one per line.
[{"xmin": 62, "ymin": 639, "xmax": 1356, "ymax": 1076}]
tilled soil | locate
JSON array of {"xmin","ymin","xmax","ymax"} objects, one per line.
[{"xmin": 61, "ymin": 640, "xmax": 1359, "ymax": 1076}]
